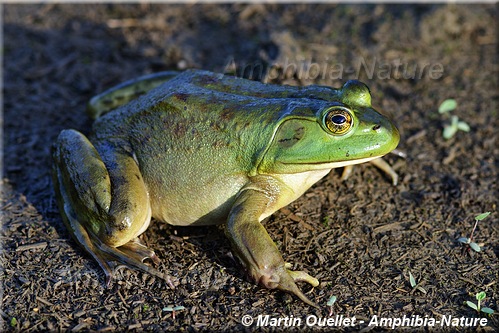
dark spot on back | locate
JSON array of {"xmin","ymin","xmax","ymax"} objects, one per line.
[
  {"xmin": 221, "ymin": 110, "xmax": 235, "ymax": 121},
  {"xmin": 196, "ymin": 75, "xmax": 218, "ymax": 86},
  {"xmin": 173, "ymin": 92, "xmax": 189, "ymax": 102}
]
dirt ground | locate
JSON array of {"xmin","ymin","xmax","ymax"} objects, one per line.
[{"xmin": 2, "ymin": 3, "xmax": 498, "ymax": 332}]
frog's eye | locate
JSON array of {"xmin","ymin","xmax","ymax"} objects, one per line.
[{"xmin": 323, "ymin": 108, "xmax": 353, "ymax": 135}]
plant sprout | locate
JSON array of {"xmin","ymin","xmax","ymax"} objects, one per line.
[
  {"xmin": 465, "ymin": 292, "xmax": 495, "ymax": 315},
  {"xmin": 163, "ymin": 305, "xmax": 186, "ymax": 320},
  {"xmin": 327, "ymin": 295, "xmax": 337, "ymax": 316},
  {"xmin": 438, "ymin": 99, "xmax": 470, "ymax": 139},
  {"xmin": 458, "ymin": 212, "xmax": 491, "ymax": 253},
  {"xmin": 443, "ymin": 115, "xmax": 470, "ymax": 139},
  {"xmin": 409, "ymin": 271, "xmax": 426, "ymax": 294}
]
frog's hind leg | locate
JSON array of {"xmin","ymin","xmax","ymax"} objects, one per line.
[{"xmin": 52, "ymin": 129, "xmax": 174, "ymax": 288}]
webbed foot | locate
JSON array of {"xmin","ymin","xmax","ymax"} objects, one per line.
[{"xmin": 69, "ymin": 218, "xmax": 175, "ymax": 289}]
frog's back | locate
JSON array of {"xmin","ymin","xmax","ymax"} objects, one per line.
[
  {"xmin": 92, "ymin": 70, "xmax": 313, "ymax": 172},
  {"xmin": 90, "ymin": 70, "xmax": 342, "ymax": 226}
]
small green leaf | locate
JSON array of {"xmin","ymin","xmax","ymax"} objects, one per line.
[
  {"xmin": 443, "ymin": 125, "xmax": 457, "ymax": 139},
  {"xmin": 466, "ymin": 301, "xmax": 478, "ymax": 310},
  {"xmin": 457, "ymin": 121, "xmax": 470, "ymax": 132},
  {"xmin": 457, "ymin": 237, "xmax": 470, "ymax": 244},
  {"xmin": 476, "ymin": 291, "xmax": 486, "ymax": 301},
  {"xmin": 409, "ymin": 271, "xmax": 416, "ymax": 288},
  {"xmin": 475, "ymin": 212, "xmax": 491, "ymax": 221},
  {"xmin": 481, "ymin": 307, "xmax": 494, "ymax": 314},
  {"xmin": 416, "ymin": 286, "xmax": 427, "ymax": 294},
  {"xmin": 164, "ymin": 305, "xmax": 185, "ymax": 312},
  {"xmin": 438, "ymin": 99, "xmax": 457, "ymax": 114},
  {"xmin": 327, "ymin": 295, "xmax": 337, "ymax": 306},
  {"xmin": 469, "ymin": 242, "xmax": 481, "ymax": 252},
  {"xmin": 10, "ymin": 317, "xmax": 17, "ymax": 327}
]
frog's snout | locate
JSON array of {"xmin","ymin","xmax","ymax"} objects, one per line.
[
  {"xmin": 365, "ymin": 110, "xmax": 400, "ymax": 152},
  {"xmin": 380, "ymin": 119, "xmax": 400, "ymax": 151}
]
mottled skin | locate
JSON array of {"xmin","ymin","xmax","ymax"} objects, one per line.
[{"xmin": 52, "ymin": 69, "xmax": 399, "ymax": 306}]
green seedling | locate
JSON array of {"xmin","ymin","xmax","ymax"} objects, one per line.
[
  {"xmin": 322, "ymin": 216, "xmax": 331, "ymax": 227},
  {"xmin": 465, "ymin": 292, "xmax": 495, "ymax": 315},
  {"xmin": 438, "ymin": 99, "xmax": 470, "ymax": 139},
  {"xmin": 408, "ymin": 271, "xmax": 427, "ymax": 294},
  {"xmin": 327, "ymin": 295, "xmax": 337, "ymax": 316},
  {"xmin": 163, "ymin": 305, "xmax": 186, "ymax": 320},
  {"xmin": 458, "ymin": 212, "xmax": 491, "ymax": 253},
  {"xmin": 438, "ymin": 99, "xmax": 457, "ymax": 114},
  {"xmin": 10, "ymin": 317, "xmax": 17, "ymax": 327}
]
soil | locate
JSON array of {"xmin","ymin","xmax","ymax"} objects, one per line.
[{"xmin": 2, "ymin": 3, "xmax": 498, "ymax": 332}]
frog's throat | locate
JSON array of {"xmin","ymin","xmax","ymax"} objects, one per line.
[{"xmin": 281, "ymin": 155, "xmax": 381, "ymax": 170}]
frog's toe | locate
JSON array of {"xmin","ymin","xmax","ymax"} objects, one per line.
[
  {"xmin": 257, "ymin": 265, "xmax": 319, "ymax": 307},
  {"xmin": 287, "ymin": 270, "xmax": 319, "ymax": 287},
  {"xmin": 340, "ymin": 165, "xmax": 354, "ymax": 181},
  {"xmin": 368, "ymin": 157, "xmax": 398, "ymax": 186},
  {"xmin": 283, "ymin": 262, "xmax": 319, "ymax": 286},
  {"xmin": 341, "ymin": 157, "xmax": 399, "ymax": 185},
  {"xmin": 274, "ymin": 268, "xmax": 319, "ymax": 308},
  {"xmin": 117, "ymin": 239, "xmax": 161, "ymax": 265}
]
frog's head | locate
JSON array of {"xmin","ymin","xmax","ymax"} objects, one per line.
[{"xmin": 257, "ymin": 80, "xmax": 400, "ymax": 174}]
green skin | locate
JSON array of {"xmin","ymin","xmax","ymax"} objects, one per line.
[{"xmin": 52, "ymin": 69, "xmax": 400, "ymax": 307}]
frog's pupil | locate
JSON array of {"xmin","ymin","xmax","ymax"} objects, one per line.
[{"xmin": 331, "ymin": 114, "xmax": 346, "ymax": 125}]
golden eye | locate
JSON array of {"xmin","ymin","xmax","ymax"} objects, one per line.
[{"xmin": 324, "ymin": 108, "xmax": 353, "ymax": 135}]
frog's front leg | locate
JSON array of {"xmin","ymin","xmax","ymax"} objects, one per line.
[
  {"xmin": 225, "ymin": 176, "xmax": 319, "ymax": 307},
  {"xmin": 52, "ymin": 129, "xmax": 173, "ymax": 287}
]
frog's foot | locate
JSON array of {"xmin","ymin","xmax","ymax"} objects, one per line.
[
  {"xmin": 58, "ymin": 182, "xmax": 173, "ymax": 289},
  {"xmin": 341, "ymin": 156, "xmax": 399, "ymax": 185},
  {"xmin": 256, "ymin": 263, "xmax": 319, "ymax": 308},
  {"xmin": 98, "ymin": 241, "xmax": 175, "ymax": 289},
  {"xmin": 71, "ymin": 219, "xmax": 176, "ymax": 289},
  {"xmin": 115, "ymin": 239, "xmax": 176, "ymax": 288}
]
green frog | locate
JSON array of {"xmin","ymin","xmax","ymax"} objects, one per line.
[{"xmin": 52, "ymin": 69, "xmax": 400, "ymax": 307}]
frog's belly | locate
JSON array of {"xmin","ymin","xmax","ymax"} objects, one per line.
[{"xmin": 146, "ymin": 172, "xmax": 248, "ymax": 226}]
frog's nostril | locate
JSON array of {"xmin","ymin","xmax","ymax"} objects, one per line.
[{"xmin": 372, "ymin": 124, "xmax": 381, "ymax": 131}]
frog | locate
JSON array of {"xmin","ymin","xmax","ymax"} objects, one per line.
[{"xmin": 52, "ymin": 69, "xmax": 400, "ymax": 307}]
